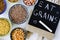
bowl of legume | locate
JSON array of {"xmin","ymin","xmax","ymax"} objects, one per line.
[{"xmin": 10, "ymin": 27, "xmax": 26, "ymax": 40}]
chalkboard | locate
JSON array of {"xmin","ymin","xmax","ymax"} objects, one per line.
[{"xmin": 29, "ymin": 0, "xmax": 60, "ymax": 34}]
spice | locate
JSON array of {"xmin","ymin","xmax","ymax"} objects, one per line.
[
  {"xmin": 0, "ymin": 0, "xmax": 6, "ymax": 14},
  {"xmin": 23, "ymin": 0, "xmax": 36, "ymax": 6},
  {"xmin": 0, "ymin": 18, "xmax": 10, "ymax": 36},
  {"xmin": 9, "ymin": 4, "xmax": 28, "ymax": 24},
  {"xmin": 8, "ymin": 0, "xmax": 18, "ymax": 3},
  {"xmin": 11, "ymin": 28, "xmax": 25, "ymax": 40}
]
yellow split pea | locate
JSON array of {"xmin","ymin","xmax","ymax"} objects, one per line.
[{"xmin": 0, "ymin": 18, "xmax": 10, "ymax": 36}]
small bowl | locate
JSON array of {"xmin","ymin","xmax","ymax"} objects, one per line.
[
  {"xmin": 9, "ymin": 4, "xmax": 28, "ymax": 24},
  {"xmin": 10, "ymin": 27, "xmax": 26, "ymax": 40},
  {"xmin": 8, "ymin": 0, "xmax": 18, "ymax": 3},
  {"xmin": 0, "ymin": 18, "xmax": 11, "ymax": 37},
  {"xmin": 23, "ymin": 0, "xmax": 37, "ymax": 6},
  {"xmin": 0, "ymin": 0, "xmax": 7, "ymax": 14}
]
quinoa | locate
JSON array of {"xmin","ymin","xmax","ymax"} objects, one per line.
[{"xmin": 9, "ymin": 4, "xmax": 27, "ymax": 24}]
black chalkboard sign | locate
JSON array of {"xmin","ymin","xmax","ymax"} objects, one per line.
[{"xmin": 29, "ymin": 0, "xmax": 60, "ymax": 33}]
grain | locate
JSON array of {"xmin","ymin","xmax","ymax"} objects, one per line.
[
  {"xmin": 9, "ymin": 4, "xmax": 27, "ymax": 24},
  {"xmin": 0, "ymin": 0, "xmax": 6, "ymax": 14},
  {"xmin": 0, "ymin": 18, "xmax": 10, "ymax": 36}
]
